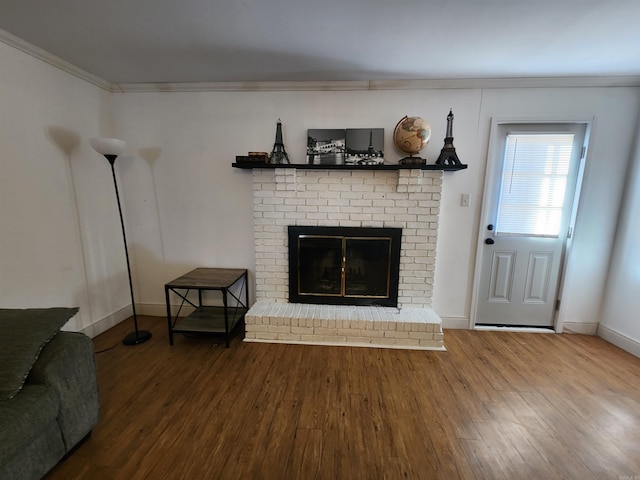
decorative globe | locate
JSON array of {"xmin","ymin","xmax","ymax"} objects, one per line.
[{"xmin": 393, "ymin": 116, "xmax": 431, "ymax": 160}]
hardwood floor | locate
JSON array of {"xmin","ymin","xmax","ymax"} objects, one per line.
[{"xmin": 46, "ymin": 316, "xmax": 640, "ymax": 479}]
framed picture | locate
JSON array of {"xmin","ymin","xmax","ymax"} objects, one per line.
[
  {"xmin": 307, "ymin": 129, "xmax": 346, "ymax": 165},
  {"xmin": 345, "ymin": 128, "xmax": 384, "ymax": 165},
  {"xmin": 307, "ymin": 128, "xmax": 384, "ymax": 165}
]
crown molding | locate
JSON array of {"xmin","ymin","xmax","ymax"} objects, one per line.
[
  {"xmin": 115, "ymin": 76, "xmax": 640, "ymax": 93},
  {"xmin": 369, "ymin": 76, "xmax": 640, "ymax": 90},
  {"xmin": 111, "ymin": 80, "xmax": 373, "ymax": 93},
  {"xmin": 0, "ymin": 27, "xmax": 112, "ymax": 92}
]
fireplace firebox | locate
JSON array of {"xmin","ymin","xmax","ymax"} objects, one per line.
[{"xmin": 288, "ymin": 226, "xmax": 402, "ymax": 306}]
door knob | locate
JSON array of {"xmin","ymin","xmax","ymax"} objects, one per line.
[{"xmin": 485, "ymin": 238, "xmax": 495, "ymax": 245}]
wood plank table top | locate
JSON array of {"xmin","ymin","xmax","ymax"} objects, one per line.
[{"xmin": 165, "ymin": 268, "xmax": 247, "ymax": 290}]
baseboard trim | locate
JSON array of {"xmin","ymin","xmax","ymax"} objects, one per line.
[
  {"xmin": 441, "ymin": 317, "xmax": 471, "ymax": 329},
  {"xmin": 137, "ymin": 303, "xmax": 173, "ymax": 317},
  {"xmin": 561, "ymin": 322, "xmax": 598, "ymax": 335},
  {"xmin": 78, "ymin": 306, "xmax": 132, "ymax": 339},
  {"xmin": 598, "ymin": 324, "xmax": 640, "ymax": 358}
]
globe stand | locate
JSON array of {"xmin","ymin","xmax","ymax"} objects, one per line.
[{"xmin": 399, "ymin": 155, "xmax": 427, "ymax": 165}]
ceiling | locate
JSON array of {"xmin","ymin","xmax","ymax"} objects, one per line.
[{"xmin": 0, "ymin": 0, "xmax": 639, "ymax": 86}]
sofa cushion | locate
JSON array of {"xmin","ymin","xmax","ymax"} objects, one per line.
[
  {"xmin": 0, "ymin": 383, "xmax": 64, "ymax": 468},
  {"xmin": 0, "ymin": 307, "xmax": 78, "ymax": 400},
  {"xmin": 28, "ymin": 331, "xmax": 100, "ymax": 451}
]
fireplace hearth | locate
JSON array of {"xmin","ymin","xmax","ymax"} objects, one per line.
[{"xmin": 289, "ymin": 226, "xmax": 402, "ymax": 307}]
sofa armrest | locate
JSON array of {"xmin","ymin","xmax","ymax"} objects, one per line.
[{"xmin": 28, "ymin": 332, "xmax": 99, "ymax": 451}]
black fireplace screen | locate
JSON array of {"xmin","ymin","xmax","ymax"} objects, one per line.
[{"xmin": 288, "ymin": 226, "xmax": 402, "ymax": 306}]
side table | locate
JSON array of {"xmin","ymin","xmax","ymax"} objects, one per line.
[{"xmin": 164, "ymin": 268, "xmax": 249, "ymax": 347}]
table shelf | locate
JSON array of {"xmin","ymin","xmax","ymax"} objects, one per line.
[{"xmin": 172, "ymin": 306, "xmax": 248, "ymax": 334}]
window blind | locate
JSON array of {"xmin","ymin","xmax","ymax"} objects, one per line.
[{"xmin": 496, "ymin": 133, "xmax": 575, "ymax": 236}]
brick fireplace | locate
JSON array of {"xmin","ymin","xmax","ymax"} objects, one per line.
[{"xmin": 244, "ymin": 167, "xmax": 445, "ymax": 350}]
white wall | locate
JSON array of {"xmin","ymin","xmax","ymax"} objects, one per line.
[
  {"xmin": 598, "ymin": 121, "xmax": 640, "ymax": 355},
  {"xmin": 113, "ymin": 86, "xmax": 640, "ymax": 332},
  {"xmin": 0, "ymin": 41, "xmax": 130, "ymax": 333}
]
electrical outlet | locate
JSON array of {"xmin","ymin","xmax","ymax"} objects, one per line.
[{"xmin": 461, "ymin": 193, "xmax": 470, "ymax": 207}]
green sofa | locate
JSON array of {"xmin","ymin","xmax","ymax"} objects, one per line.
[{"xmin": 0, "ymin": 308, "xmax": 99, "ymax": 480}]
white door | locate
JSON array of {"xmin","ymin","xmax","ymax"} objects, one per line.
[{"xmin": 475, "ymin": 123, "xmax": 587, "ymax": 327}]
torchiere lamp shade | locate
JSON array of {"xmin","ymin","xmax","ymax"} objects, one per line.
[{"xmin": 89, "ymin": 137, "xmax": 126, "ymax": 157}]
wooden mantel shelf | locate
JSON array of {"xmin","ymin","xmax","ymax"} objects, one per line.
[{"xmin": 232, "ymin": 162, "xmax": 467, "ymax": 171}]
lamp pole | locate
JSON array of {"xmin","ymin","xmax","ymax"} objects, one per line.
[{"xmin": 90, "ymin": 138, "xmax": 151, "ymax": 346}]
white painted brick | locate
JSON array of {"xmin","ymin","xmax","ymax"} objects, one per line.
[
  {"xmin": 306, "ymin": 183, "xmax": 330, "ymax": 191},
  {"xmin": 306, "ymin": 212, "xmax": 329, "ymax": 220},
  {"xmin": 350, "ymin": 199, "xmax": 373, "ymax": 207},
  {"xmin": 350, "ymin": 213, "xmax": 373, "ymax": 221},
  {"xmin": 340, "ymin": 192, "xmax": 365, "ymax": 200},
  {"xmin": 297, "ymin": 205, "xmax": 319, "ymax": 213},
  {"xmin": 394, "ymin": 214, "xmax": 417, "ymax": 223},
  {"xmin": 375, "ymin": 338, "xmax": 400, "ymax": 346},
  {"xmin": 412, "ymin": 332, "xmax": 434, "ymax": 340},
  {"xmin": 314, "ymin": 326, "xmax": 338, "ymax": 336},
  {"xmin": 351, "ymin": 184, "xmax": 375, "ymax": 192},
  {"xmin": 328, "ymin": 184, "xmax": 352, "ymax": 192},
  {"xmin": 395, "ymin": 199, "xmax": 418, "ymax": 208},
  {"xmin": 317, "ymin": 206, "xmax": 342, "ymax": 214},
  {"xmin": 341, "ymin": 176, "xmax": 365, "ymax": 184},
  {"xmin": 384, "ymin": 330, "xmax": 409, "ymax": 339},
  {"xmin": 297, "ymin": 191, "xmax": 319, "ymax": 199},
  {"xmin": 366, "ymin": 329, "xmax": 385, "ymax": 338},
  {"xmin": 372, "ymin": 199, "xmax": 396, "ymax": 207},
  {"xmin": 385, "ymin": 207, "xmax": 410, "ymax": 215}
]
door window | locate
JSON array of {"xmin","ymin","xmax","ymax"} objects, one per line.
[{"xmin": 496, "ymin": 133, "xmax": 576, "ymax": 237}]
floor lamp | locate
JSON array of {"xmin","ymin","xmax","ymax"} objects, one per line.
[{"xmin": 90, "ymin": 138, "xmax": 152, "ymax": 345}]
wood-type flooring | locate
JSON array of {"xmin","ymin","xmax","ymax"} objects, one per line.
[{"xmin": 45, "ymin": 316, "xmax": 640, "ymax": 480}]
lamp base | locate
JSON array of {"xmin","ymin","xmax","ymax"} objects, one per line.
[{"xmin": 122, "ymin": 330, "xmax": 152, "ymax": 346}]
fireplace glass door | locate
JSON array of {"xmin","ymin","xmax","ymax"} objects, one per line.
[
  {"xmin": 298, "ymin": 236, "xmax": 343, "ymax": 296},
  {"xmin": 289, "ymin": 226, "xmax": 402, "ymax": 306},
  {"xmin": 344, "ymin": 238, "xmax": 392, "ymax": 297}
]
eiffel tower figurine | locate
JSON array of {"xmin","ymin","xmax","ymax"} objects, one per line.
[
  {"xmin": 270, "ymin": 119, "xmax": 290, "ymax": 164},
  {"xmin": 436, "ymin": 109, "xmax": 463, "ymax": 166}
]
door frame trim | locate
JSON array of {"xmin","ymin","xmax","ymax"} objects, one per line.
[{"xmin": 470, "ymin": 116, "xmax": 593, "ymax": 331}]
